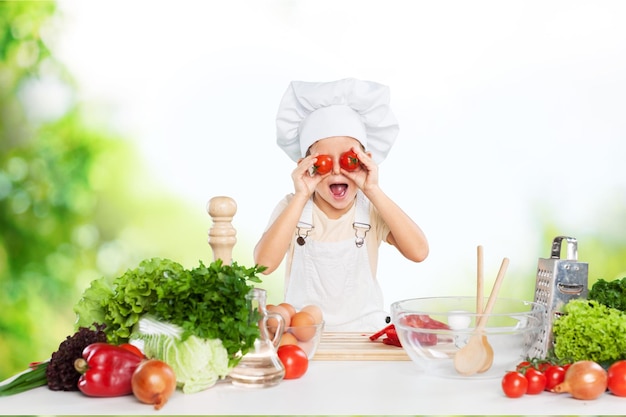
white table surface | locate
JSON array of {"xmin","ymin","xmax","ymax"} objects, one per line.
[{"xmin": 1, "ymin": 360, "xmax": 624, "ymax": 415}]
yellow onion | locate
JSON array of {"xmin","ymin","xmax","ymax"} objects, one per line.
[
  {"xmin": 553, "ymin": 360, "xmax": 608, "ymax": 400},
  {"xmin": 131, "ymin": 359, "xmax": 177, "ymax": 410}
]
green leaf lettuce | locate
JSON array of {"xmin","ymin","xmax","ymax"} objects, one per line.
[
  {"xmin": 553, "ymin": 299, "xmax": 626, "ymax": 364},
  {"xmin": 73, "ymin": 257, "xmax": 264, "ymax": 369}
]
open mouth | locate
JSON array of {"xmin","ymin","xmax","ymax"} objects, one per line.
[{"xmin": 330, "ymin": 183, "xmax": 348, "ymax": 198}]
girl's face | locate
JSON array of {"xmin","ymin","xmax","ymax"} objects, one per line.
[{"xmin": 308, "ymin": 136, "xmax": 364, "ymax": 217}]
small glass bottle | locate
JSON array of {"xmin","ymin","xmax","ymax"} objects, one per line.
[{"xmin": 229, "ymin": 288, "xmax": 285, "ymax": 387}]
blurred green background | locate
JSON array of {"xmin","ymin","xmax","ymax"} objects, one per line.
[
  {"xmin": 1, "ymin": 1, "xmax": 625, "ymax": 383},
  {"xmin": 0, "ymin": 1, "xmax": 282, "ymax": 380}
]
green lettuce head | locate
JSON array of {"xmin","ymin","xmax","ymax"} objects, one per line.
[
  {"xmin": 138, "ymin": 332, "xmax": 230, "ymax": 394},
  {"xmin": 553, "ymin": 299, "xmax": 626, "ymax": 365}
]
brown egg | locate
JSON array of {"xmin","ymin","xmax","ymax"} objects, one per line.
[
  {"xmin": 290, "ymin": 311, "xmax": 317, "ymax": 342},
  {"xmin": 267, "ymin": 304, "xmax": 290, "ymax": 332},
  {"xmin": 279, "ymin": 332, "xmax": 298, "ymax": 347},
  {"xmin": 278, "ymin": 302, "xmax": 297, "ymax": 322},
  {"xmin": 300, "ymin": 304, "xmax": 323, "ymax": 324}
]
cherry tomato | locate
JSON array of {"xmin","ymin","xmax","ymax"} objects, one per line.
[
  {"xmin": 313, "ymin": 155, "xmax": 333, "ymax": 175},
  {"xmin": 277, "ymin": 345, "xmax": 308, "ymax": 379},
  {"xmin": 119, "ymin": 343, "xmax": 144, "ymax": 358},
  {"xmin": 544, "ymin": 365, "xmax": 566, "ymax": 392},
  {"xmin": 536, "ymin": 362, "xmax": 551, "ymax": 373},
  {"xmin": 501, "ymin": 371, "xmax": 528, "ymax": 398},
  {"xmin": 516, "ymin": 361, "xmax": 531, "ymax": 372},
  {"xmin": 339, "ymin": 150, "xmax": 360, "ymax": 171},
  {"xmin": 524, "ymin": 368, "xmax": 547, "ymax": 395},
  {"xmin": 608, "ymin": 360, "xmax": 626, "ymax": 397}
]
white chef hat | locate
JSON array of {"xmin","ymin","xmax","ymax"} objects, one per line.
[{"xmin": 276, "ymin": 78, "xmax": 399, "ymax": 163}]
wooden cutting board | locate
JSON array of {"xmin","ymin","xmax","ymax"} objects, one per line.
[{"xmin": 312, "ymin": 331, "xmax": 410, "ymax": 361}]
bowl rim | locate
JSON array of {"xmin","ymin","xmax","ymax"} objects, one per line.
[{"xmin": 390, "ymin": 295, "xmax": 546, "ymax": 317}]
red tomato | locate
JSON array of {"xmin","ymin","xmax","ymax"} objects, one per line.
[
  {"xmin": 277, "ymin": 345, "xmax": 308, "ymax": 379},
  {"xmin": 544, "ymin": 365, "xmax": 566, "ymax": 392},
  {"xmin": 516, "ymin": 361, "xmax": 531, "ymax": 373},
  {"xmin": 339, "ymin": 150, "xmax": 360, "ymax": 171},
  {"xmin": 608, "ymin": 360, "xmax": 626, "ymax": 397},
  {"xmin": 313, "ymin": 155, "xmax": 333, "ymax": 175},
  {"xmin": 524, "ymin": 368, "xmax": 547, "ymax": 395},
  {"xmin": 536, "ymin": 362, "xmax": 551, "ymax": 373},
  {"xmin": 502, "ymin": 371, "xmax": 528, "ymax": 398}
]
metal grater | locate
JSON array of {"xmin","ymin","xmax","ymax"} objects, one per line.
[{"xmin": 529, "ymin": 236, "xmax": 588, "ymax": 358}]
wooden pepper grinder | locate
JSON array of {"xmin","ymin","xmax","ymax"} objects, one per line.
[{"xmin": 207, "ymin": 196, "xmax": 237, "ymax": 265}]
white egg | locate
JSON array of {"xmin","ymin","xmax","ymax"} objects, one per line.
[{"xmin": 447, "ymin": 310, "xmax": 472, "ymax": 329}]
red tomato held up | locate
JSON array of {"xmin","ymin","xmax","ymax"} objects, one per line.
[
  {"xmin": 524, "ymin": 368, "xmax": 547, "ymax": 395},
  {"xmin": 277, "ymin": 345, "xmax": 308, "ymax": 379},
  {"xmin": 502, "ymin": 371, "xmax": 528, "ymax": 398},
  {"xmin": 313, "ymin": 155, "xmax": 333, "ymax": 175},
  {"xmin": 339, "ymin": 150, "xmax": 360, "ymax": 171},
  {"xmin": 608, "ymin": 360, "xmax": 626, "ymax": 397}
]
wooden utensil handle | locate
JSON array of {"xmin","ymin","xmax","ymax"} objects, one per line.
[
  {"xmin": 477, "ymin": 257, "xmax": 509, "ymax": 329},
  {"xmin": 476, "ymin": 245, "xmax": 484, "ymax": 314}
]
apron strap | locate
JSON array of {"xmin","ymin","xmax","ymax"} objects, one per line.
[
  {"xmin": 296, "ymin": 199, "xmax": 314, "ymax": 246},
  {"xmin": 297, "ymin": 191, "xmax": 371, "ymax": 247},
  {"xmin": 353, "ymin": 191, "xmax": 371, "ymax": 248}
]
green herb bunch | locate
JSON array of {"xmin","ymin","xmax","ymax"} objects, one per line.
[
  {"xmin": 74, "ymin": 258, "xmax": 264, "ymax": 363},
  {"xmin": 589, "ymin": 277, "xmax": 626, "ymax": 312}
]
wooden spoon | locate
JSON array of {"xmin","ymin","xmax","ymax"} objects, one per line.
[
  {"xmin": 454, "ymin": 256, "xmax": 510, "ymax": 376},
  {"xmin": 476, "ymin": 246, "xmax": 494, "ymax": 373},
  {"xmin": 479, "ymin": 257, "xmax": 509, "ymax": 372},
  {"xmin": 453, "ymin": 246, "xmax": 488, "ymax": 376}
]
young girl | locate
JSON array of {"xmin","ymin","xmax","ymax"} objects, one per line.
[{"xmin": 254, "ymin": 78, "xmax": 429, "ymax": 331}]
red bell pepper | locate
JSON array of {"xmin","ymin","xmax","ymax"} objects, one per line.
[
  {"xmin": 401, "ymin": 314, "xmax": 451, "ymax": 346},
  {"xmin": 401, "ymin": 314, "xmax": 450, "ymax": 330},
  {"xmin": 119, "ymin": 343, "xmax": 145, "ymax": 358},
  {"xmin": 74, "ymin": 343, "xmax": 144, "ymax": 397}
]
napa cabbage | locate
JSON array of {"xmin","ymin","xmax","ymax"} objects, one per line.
[{"xmin": 138, "ymin": 333, "xmax": 230, "ymax": 394}]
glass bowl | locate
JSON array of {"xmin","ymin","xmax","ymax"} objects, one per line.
[
  {"xmin": 390, "ymin": 296, "xmax": 546, "ymax": 379},
  {"xmin": 274, "ymin": 322, "xmax": 325, "ymax": 359}
]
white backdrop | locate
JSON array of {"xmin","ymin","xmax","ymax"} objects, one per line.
[{"xmin": 53, "ymin": 0, "xmax": 626, "ymax": 306}]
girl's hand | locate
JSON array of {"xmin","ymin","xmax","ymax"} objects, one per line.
[
  {"xmin": 293, "ymin": 154, "xmax": 324, "ymax": 197},
  {"xmin": 342, "ymin": 147, "xmax": 379, "ymax": 192}
]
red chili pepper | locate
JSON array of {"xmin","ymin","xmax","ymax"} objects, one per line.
[
  {"xmin": 381, "ymin": 337, "xmax": 402, "ymax": 347},
  {"xmin": 369, "ymin": 324, "xmax": 402, "ymax": 347},
  {"xmin": 369, "ymin": 324, "xmax": 396, "ymax": 341},
  {"xmin": 74, "ymin": 343, "xmax": 143, "ymax": 397}
]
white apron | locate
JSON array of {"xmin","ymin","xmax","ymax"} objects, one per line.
[{"xmin": 285, "ymin": 192, "xmax": 387, "ymax": 332}]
